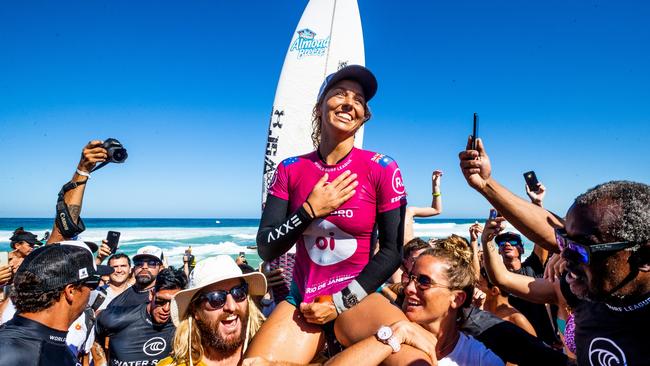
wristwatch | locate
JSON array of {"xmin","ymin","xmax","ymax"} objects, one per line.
[
  {"xmin": 341, "ymin": 287, "xmax": 359, "ymax": 309},
  {"xmin": 376, "ymin": 325, "xmax": 401, "ymax": 353}
]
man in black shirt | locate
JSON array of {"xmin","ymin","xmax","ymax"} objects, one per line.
[
  {"xmin": 0, "ymin": 242, "xmax": 113, "ymax": 365},
  {"xmin": 494, "ymin": 232, "xmax": 559, "ymax": 347},
  {"xmin": 459, "ymin": 138, "xmax": 650, "ymax": 366},
  {"xmin": 107, "ymin": 245, "xmax": 165, "ymax": 308},
  {"xmin": 97, "ymin": 267, "xmax": 187, "ymax": 365}
]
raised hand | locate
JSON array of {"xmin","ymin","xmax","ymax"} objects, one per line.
[
  {"xmin": 481, "ymin": 214, "xmax": 507, "ymax": 246},
  {"xmin": 77, "ymin": 140, "xmax": 108, "ymax": 174},
  {"xmin": 305, "ymin": 171, "xmax": 358, "ymax": 218},
  {"xmin": 432, "ymin": 170, "xmax": 443, "ymax": 188},
  {"xmin": 525, "ymin": 183, "xmax": 546, "ymax": 206},
  {"xmin": 261, "ymin": 264, "xmax": 285, "ymax": 288},
  {"xmin": 459, "ymin": 137, "xmax": 492, "ymax": 191},
  {"xmin": 469, "ymin": 222, "xmax": 483, "ymax": 242}
]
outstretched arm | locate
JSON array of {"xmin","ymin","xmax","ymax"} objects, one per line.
[
  {"xmin": 48, "ymin": 140, "xmax": 107, "ymax": 244},
  {"xmin": 404, "ymin": 170, "xmax": 443, "ymax": 244},
  {"xmin": 480, "ymin": 216, "xmax": 558, "ymax": 305},
  {"xmin": 459, "ymin": 137, "xmax": 563, "ymax": 252}
]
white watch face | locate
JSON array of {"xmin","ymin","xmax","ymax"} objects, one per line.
[{"xmin": 377, "ymin": 326, "xmax": 392, "ymax": 341}]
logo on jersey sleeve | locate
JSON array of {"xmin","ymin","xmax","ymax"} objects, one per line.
[
  {"xmin": 371, "ymin": 153, "xmax": 394, "ymax": 168},
  {"xmin": 282, "ymin": 157, "xmax": 299, "ymax": 166},
  {"xmin": 302, "ymin": 219, "xmax": 357, "ymax": 266},
  {"xmin": 143, "ymin": 337, "xmax": 167, "ymax": 356},
  {"xmin": 392, "ymin": 168, "xmax": 405, "ymax": 195}
]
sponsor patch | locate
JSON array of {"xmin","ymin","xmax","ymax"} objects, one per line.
[
  {"xmin": 302, "ymin": 219, "xmax": 357, "ymax": 266},
  {"xmin": 392, "ymin": 168, "xmax": 405, "ymax": 194},
  {"xmin": 283, "ymin": 157, "xmax": 299, "ymax": 166},
  {"xmin": 78, "ymin": 267, "xmax": 89, "ymax": 280}
]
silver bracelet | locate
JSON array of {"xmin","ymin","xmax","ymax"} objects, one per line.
[{"xmin": 76, "ymin": 169, "xmax": 91, "ymax": 178}]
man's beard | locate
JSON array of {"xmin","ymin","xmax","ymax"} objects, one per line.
[
  {"xmin": 135, "ymin": 271, "xmax": 155, "ymax": 288},
  {"xmin": 195, "ymin": 311, "xmax": 248, "ymax": 355}
]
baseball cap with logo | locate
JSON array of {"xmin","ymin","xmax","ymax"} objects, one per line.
[
  {"xmin": 170, "ymin": 255, "xmax": 267, "ymax": 326},
  {"xmin": 133, "ymin": 245, "xmax": 164, "ymax": 263},
  {"xmin": 317, "ymin": 65, "xmax": 378, "ymax": 103},
  {"xmin": 15, "ymin": 241, "xmax": 114, "ymax": 292}
]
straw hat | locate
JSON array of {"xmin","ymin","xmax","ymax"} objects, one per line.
[{"xmin": 170, "ymin": 255, "xmax": 267, "ymax": 326}]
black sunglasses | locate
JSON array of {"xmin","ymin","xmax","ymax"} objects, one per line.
[
  {"xmin": 154, "ymin": 296, "xmax": 172, "ymax": 307},
  {"xmin": 555, "ymin": 228, "xmax": 641, "ymax": 265},
  {"xmin": 134, "ymin": 259, "xmax": 161, "ymax": 268},
  {"xmin": 196, "ymin": 283, "xmax": 248, "ymax": 310},
  {"xmin": 402, "ymin": 273, "xmax": 450, "ymax": 290}
]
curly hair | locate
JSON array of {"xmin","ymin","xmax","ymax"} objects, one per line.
[
  {"xmin": 11, "ymin": 271, "xmax": 70, "ymax": 313},
  {"xmin": 574, "ymin": 181, "xmax": 650, "ymax": 244},
  {"xmin": 155, "ymin": 267, "xmax": 188, "ymax": 292},
  {"xmin": 420, "ymin": 236, "xmax": 477, "ymax": 308},
  {"xmin": 310, "ymin": 95, "xmax": 372, "ymax": 149}
]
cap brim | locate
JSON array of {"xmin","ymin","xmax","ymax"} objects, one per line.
[
  {"xmin": 170, "ymin": 271, "xmax": 267, "ymax": 326},
  {"xmin": 320, "ymin": 65, "xmax": 378, "ymax": 102},
  {"xmin": 133, "ymin": 254, "xmax": 163, "ymax": 263}
]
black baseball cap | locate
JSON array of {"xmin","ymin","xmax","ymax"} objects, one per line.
[
  {"xmin": 16, "ymin": 241, "xmax": 113, "ymax": 292},
  {"xmin": 317, "ymin": 65, "xmax": 378, "ymax": 103},
  {"xmin": 9, "ymin": 227, "xmax": 43, "ymax": 249}
]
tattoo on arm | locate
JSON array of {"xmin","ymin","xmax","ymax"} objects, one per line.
[
  {"xmin": 487, "ymin": 241, "xmax": 497, "ymax": 252},
  {"xmin": 69, "ymin": 205, "xmax": 81, "ymax": 223}
]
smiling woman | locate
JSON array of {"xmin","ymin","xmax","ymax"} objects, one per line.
[{"xmin": 247, "ymin": 65, "xmax": 433, "ymax": 365}]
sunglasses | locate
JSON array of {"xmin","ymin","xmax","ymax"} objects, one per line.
[
  {"xmin": 555, "ymin": 228, "xmax": 641, "ymax": 264},
  {"xmin": 154, "ymin": 296, "xmax": 172, "ymax": 307},
  {"xmin": 196, "ymin": 283, "xmax": 248, "ymax": 310},
  {"xmin": 402, "ymin": 273, "xmax": 450, "ymax": 290},
  {"xmin": 134, "ymin": 259, "xmax": 161, "ymax": 268},
  {"xmin": 495, "ymin": 239, "xmax": 522, "ymax": 247}
]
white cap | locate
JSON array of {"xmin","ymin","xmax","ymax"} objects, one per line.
[{"xmin": 133, "ymin": 245, "xmax": 164, "ymax": 262}]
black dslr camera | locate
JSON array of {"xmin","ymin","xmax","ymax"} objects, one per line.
[{"xmin": 102, "ymin": 138, "xmax": 128, "ymax": 163}]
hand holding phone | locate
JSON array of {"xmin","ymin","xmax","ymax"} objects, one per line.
[
  {"xmin": 106, "ymin": 231, "xmax": 121, "ymax": 254},
  {"xmin": 523, "ymin": 171, "xmax": 540, "ymax": 192},
  {"xmin": 471, "ymin": 113, "xmax": 479, "ymax": 150}
]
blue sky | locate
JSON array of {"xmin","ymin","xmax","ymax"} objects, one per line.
[{"xmin": 1, "ymin": 0, "xmax": 648, "ymax": 219}]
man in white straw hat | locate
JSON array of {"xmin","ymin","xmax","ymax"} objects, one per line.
[{"xmin": 158, "ymin": 255, "xmax": 267, "ymax": 366}]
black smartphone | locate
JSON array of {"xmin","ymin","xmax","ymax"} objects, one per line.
[
  {"xmin": 106, "ymin": 231, "xmax": 121, "ymax": 254},
  {"xmin": 471, "ymin": 112, "xmax": 479, "ymax": 150},
  {"xmin": 523, "ymin": 171, "xmax": 540, "ymax": 191},
  {"xmin": 239, "ymin": 251, "xmax": 245, "ymax": 258}
]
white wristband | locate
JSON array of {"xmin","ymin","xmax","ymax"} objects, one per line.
[{"xmin": 76, "ymin": 169, "xmax": 91, "ymax": 178}]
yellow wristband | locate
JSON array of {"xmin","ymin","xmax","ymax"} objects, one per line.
[{"xmin": 432, "ymin": 192, "xmax": 441, "ymax": 197}]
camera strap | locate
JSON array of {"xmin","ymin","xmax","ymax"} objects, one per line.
[
  {"xmin": 90, "ymin": 161, "xmax": 110, "ymax": 173},
  {"xmin": 55, "ymin": 181, "xmax": 87, "ymax": 238}
]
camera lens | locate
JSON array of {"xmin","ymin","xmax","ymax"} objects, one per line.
[{"xmin": 109, "ymin": 148, "xmax": 127, "ymax": 163}]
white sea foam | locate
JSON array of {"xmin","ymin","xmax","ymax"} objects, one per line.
[{"xmin": 0, "ymin": 226, "xmax": 258, "ymax": 244}]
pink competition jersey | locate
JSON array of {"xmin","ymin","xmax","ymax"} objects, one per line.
[{"xmin": 268, "ymin": 147, "xmax": 407, "ymax": 302}]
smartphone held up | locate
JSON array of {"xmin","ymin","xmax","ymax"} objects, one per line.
[{"xmin": 523, "ymin": 171, "xmax": 540, "ymax": 191}]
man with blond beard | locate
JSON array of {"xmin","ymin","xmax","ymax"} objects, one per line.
[{"xmin": 158, "ymin": 255, "xmax": 266, "ymax": 366}]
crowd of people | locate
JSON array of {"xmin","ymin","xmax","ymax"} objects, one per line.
[{"xmin": 0, "ymin": 65, "xmax": 648, "ymax": 366}]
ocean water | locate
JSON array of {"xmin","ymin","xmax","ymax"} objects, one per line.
[{"xmin": 0, "ymin": 218, "xmax": 535, "ymax": 268}]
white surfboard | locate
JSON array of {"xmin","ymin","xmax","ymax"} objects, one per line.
[{"xmin": 261, "ymin": 0, "xmax": 366, "ymax": 207}]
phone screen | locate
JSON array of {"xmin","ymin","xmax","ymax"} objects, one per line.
[
  {"xmin": 472, "ymin": 113, "xmax": 479, "ymax": 150},
  {"xmin": 0, "ymin": 252, "xmax": 8, "ymax": 267}
]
